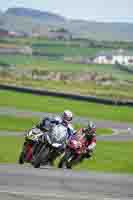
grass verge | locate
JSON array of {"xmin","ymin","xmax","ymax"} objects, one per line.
[
  {"xmin": 0, "ymin": 90, "xmax": 133, "ymax": 123},
  {"xmin": 95, "ymin": 128, "xmax": 113, "ymax": 135},
  {"xmin": 0, "ymin": 136, "xmax": 133, "ymax": 174},
  {"xmin": 74, "ymin": 141, "xmax": 133, "ymax": 174},
  {"xmin": 0, "ymin": 136, "xmax": 24, "ymax": 163},
  {"xmin": 0, "ymin": 115, "xmax": 39, "ymax": 132}
]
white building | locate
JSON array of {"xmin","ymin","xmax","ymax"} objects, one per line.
[{"xmin": 93, "ymin": 49, "xmax": 133, "ymax": 65}]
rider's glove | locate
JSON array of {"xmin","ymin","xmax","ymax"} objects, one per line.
[{"xmin": 87, "ymin": 142, "xmax": 96, "ymax": 151}]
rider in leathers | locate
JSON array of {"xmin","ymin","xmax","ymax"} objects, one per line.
[
  {"xmin": 76, "ymin": 121, "xmax": 96, "ymax": 160},
  {"xmin": 36, "ymin": 110, "xmax": 75, "ymax": 139},
  {"xmin": 49, "ymin": 110, "xmax": 75, "ymax": 165},
  {"xmin": 35, "ymin": 110, "xmax": 75, "ymax": 165},
  {"xmin": 32, "ymin": 116, "xmax": 62, "ymax": 156}
]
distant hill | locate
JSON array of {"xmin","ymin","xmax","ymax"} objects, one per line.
[
  {"xmin": 6, "ymin": 7, "xmax": 65, "ymax": 23},
  {"xmin": 0, "ymin": 7, "xmax": 133, "ymax": 41},
  {"xmin": 65, "ymin": 20, "xmax": 133, "ymax": 41},
  {"xmin": 0, "ymin": 11, "xmax": 5, "ymax": 26}
]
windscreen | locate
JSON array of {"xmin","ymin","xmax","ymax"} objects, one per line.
[{"xmin": 48, "ymin": 124, "xmax": 67, "ymax": 144}]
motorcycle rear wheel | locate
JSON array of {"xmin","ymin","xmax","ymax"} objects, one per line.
[{"xmin": 58, "ymin": 151, "xmax": 73, "ymax": 169}]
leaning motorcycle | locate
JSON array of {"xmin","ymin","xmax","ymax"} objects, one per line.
[
  {"xmin": 18, "ymin": 127, "xmax": 44, "ymax": 164},
  {"xmin": 32, "ymin": 123, "xmax": 68, "ymax": 168},
  {"xmin": 58, "ymin": 133, "xmax": 86, "ymax": 169}
]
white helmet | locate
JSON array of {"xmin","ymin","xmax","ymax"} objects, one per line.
[{"xmin": 62, "ymin": 110, "xmax": 73, "ymax": 123}]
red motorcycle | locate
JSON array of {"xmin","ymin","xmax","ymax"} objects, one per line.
[{"xmin": 58, "ymin": 133, "xmax": 87, "ymax": 169}]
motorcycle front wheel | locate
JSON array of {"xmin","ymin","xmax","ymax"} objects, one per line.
[
  {"xmin": 32, "ymin": 145, "xmax": 49, "ymax": 168},
  {"xmin": 18, "ymin": 142, "xmax": 28, "ymax": 164}
]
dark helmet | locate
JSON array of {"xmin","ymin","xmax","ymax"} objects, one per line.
[
  {"xmin": 40, "ymin": 117, "xmax": 51, "ymax": 130},
  {"xmin": 85, "ymin": 121, "xmax": 96, "ymax": 134}
]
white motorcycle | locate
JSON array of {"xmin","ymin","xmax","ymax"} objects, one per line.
[{"xmin": 32, "ymin": 123, "xmax": 68, "ymax": 168}]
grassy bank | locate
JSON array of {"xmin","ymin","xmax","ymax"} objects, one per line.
[
  {"xmin": 0, "ymin": 90, "xmax": 133, "ymax": 123},
  {"xmin": 0, "ymin": 136, "xmax": 132, "ymax": 174}
]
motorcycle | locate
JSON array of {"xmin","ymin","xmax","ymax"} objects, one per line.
[
  {"xmin": 32, "ymin": 123, "xmax": 68, "ymax": 168},
  {"xmin": 58, "ymin": 133, "xmax": 87, "ymax": 169},
  {"xmin": 18, "ymin": 127, "xmax": 44, "ymax": 164}
]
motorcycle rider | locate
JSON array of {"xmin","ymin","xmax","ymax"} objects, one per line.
[
  {"xmin": 58, "ymin": 120, "xmax": 96, "ymax": 169},
  {"xmin": 35, "ymin": 116, "xmax": 61, "ymax": 131},
  {"xmin": 61, "ymin": 110, "xmax": 75, "ymax": 139},
  {"xmin": 76, "ymin": 120, "xmax": 96, "ymax": 160},
  {"xmin": 32, "ymin": 110, "xmax": 75, "ymax": 166},
  {"xmin": 31, "ymin": 116, "xmax": 62, "ymax": 155},
  {"xmin": 47, "ymin": 110, "xmax": 76, "ymax": 166},
  {"xmin": 36, "ymin": 110, "xmax": 75, "ymax": 139}
]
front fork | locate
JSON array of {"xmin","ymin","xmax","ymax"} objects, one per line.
[{"xmin": 32, "ymin": 142, "xmax": 44, "ymax": 159}]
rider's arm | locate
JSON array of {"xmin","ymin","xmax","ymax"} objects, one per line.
[
  {"xmin": 35, "ymin": 123, "xmax": 41, "ymax": 129},
  {"xmin": 67, "ymin": 124, "xmax": 77, "ymax": 139},
  {"xmin": 36, "ymin": 117, "xmax": 51, "ymax": 131},
  {"xmin": 76, "ymin": 128, "xmax": 83, "ymax": 135},
  {"xmin": 87, "ymin": 136, "xmax": 96, "ymax": 150}
]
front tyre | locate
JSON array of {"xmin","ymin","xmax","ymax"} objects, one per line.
[
  {"xmin": 32, "ymin": 145, "xmax": 49, "ymax": 168},
  {"xmin": 18, "ymin": 142, "xmax": 27, "ymax": 164}
]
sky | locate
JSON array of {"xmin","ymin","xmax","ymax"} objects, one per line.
[{"xmin": 1, "ymin": 0, "xmax": 133, "ymax": 23}]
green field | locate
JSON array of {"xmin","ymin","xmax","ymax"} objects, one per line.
[
  {"xmin": 0, "ymin": 136, "xmax": 132, "ymax": 174},
  {"xmin": 1, "ymin": 37, "xmax": 91, "ymax": 46},
  {"xmin": 0, "ymin": 54, "xmax": 133, "ymax": 83},
  {"xmin": 0, "ymin": 54, "xmax": 44, "ymax": 67},
  {"xmin": 0, "ymin": 38, "xmax": 132, "ymax": 70},
  {"xmin": 0, "ymin": 37, "xmax": 133, "ymax": 77},
  {"xmin": 0, "ymin": 90, "xmax": 133, "ymax": 123},
  {"xmin": 0, "ymin": 54, "xmax": 113, "ymax": 71},
  {"xmin": 0, "ymin": 38, "xmax": 104, "ymax": 57},
  {"xmin": 32, "ymin": 45, "xmax": 102, "ymax": 57}
]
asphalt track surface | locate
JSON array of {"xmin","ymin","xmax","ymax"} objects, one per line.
[{"xmin": 0, "ymin": 164, "xmax": 133, "ymax": 200}]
